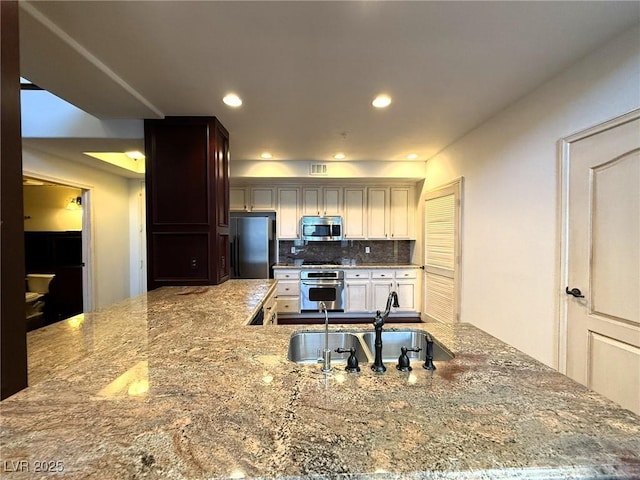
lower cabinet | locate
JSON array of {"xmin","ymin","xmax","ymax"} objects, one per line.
[
  {"xmin": 347, "ymin": 269, "xmax": 421, "ymax": 314},
  {"xmin": 274, "ymin": 267, "xmax": 420, "ymax": 315},
  {"xmin": 262, "ymin": 288, "xmax": 278, "ymax": 325},
  {"xmin": 345, "ymin": 270, "xmax": 370, "ymax": 312},
  {"xmin": 371, "ymin": 270, "xmax": 395, "ymax": 311},
  {"xmin": 394, "ymin": 269, "xmax": 420, "ymax": 312},
  {"xmin": 274, "ymin": 269, "xmax": 301, "ymax": 314}
]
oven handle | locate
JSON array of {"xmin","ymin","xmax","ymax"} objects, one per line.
[{"xmin": 301, "ymin": 281, "xmax": 344, "ymax": 286}]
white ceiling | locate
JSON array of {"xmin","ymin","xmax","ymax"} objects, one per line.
[{"xmin": 18, "ymin": 1, "xmax": 640, "ymax": 168}]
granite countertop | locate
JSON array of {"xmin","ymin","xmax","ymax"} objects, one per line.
[{"xmin": 1, "ymin": 280, "xmax": 639, "ymax": 479}]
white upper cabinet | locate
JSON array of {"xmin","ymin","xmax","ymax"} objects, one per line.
[
  {"xmin": 302, "ymin": 187, "xmax": 342, "ymax": 216},
  {"xmin": 366, "ymin": 186, "xmax": 415, "ymax": 239},
  {"xmin": 277, "ymin": 187, "xmax": 300, "ymax": 239},
  {"xmin": 235, "ymin": 182, "xmax": 415, "ymax": 240},
  {"xmin": 343, "ymin": 187, "xmax": 367, "ymax": 239},
  {"xmin": 322, "ymin": 187, "xmax": 342, "ymax": 216},
  {"xmin": 302, "ymin": 188, "xmax": 320, "ymax": 216},
  {"xmin": 251, "ymin": 187, "xmax": 276, "ymax": 211},
  {"xmin": 230, "ymin": 187, "xmax": 249, "ymax": 211},
  {"xmin": 389, "ymin": 186, "xmax": 415, "ymax": 239},
  {"xmin": 230, "ymin": 187, "xmax": 276, "ymax": 211},
  {"xmin": 367, "ymin": 187, "xmax": 389, "ymax": 239}
]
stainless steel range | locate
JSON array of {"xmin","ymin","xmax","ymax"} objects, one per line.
[{"xmin": 300, "ymin": 269, "xmax": 344, "ymax": 312}]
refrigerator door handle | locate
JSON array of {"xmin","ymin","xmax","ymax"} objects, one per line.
[
  {"xmin": 230, "ymin": 239, "xmax": 236, "ymax": 277},
  {"xmin": 233, "ymin": 234, "xmax": 240, "ymax": 278}
]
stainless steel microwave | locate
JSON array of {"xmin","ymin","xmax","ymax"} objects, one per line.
[{"xmin": 300, "ymin": 216, "xmax": 343, "ymax": 241}]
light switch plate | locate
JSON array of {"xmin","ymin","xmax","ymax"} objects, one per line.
[{"xmin": 365, "ymin": 246, "xmax": 370, "ymax": 254}]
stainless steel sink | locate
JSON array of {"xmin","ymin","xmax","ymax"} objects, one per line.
[
  {"xmin": 361, "ymin": 329, "xmax": 453, "ymax": 363},
  {"xmin": 287, "ymin": 328, "xmax": 453, "ymax": 365},
  {"xmin": 287, "ymin": 331, "xmax": 368, "ymax": 364}
]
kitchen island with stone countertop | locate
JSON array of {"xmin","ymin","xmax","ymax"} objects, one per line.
[{"xmin": 1, "ymin": 280, "xmax": 639, "ymax": 479}]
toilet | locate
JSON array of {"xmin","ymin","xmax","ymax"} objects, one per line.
[{"xmin": 25, "ymin": 273, "xmax": 55, "ymax": 319}]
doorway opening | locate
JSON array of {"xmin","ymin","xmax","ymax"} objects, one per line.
[{"xmin": 22, "ymin": 174, "xmax": 93, "ymax": 330}]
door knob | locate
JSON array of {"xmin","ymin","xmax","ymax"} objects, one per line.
[{"xmin": 565, "ymin": 286, "xmax": 585, "ymax": 298}]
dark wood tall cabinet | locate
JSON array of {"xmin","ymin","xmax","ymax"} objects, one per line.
[{"xmin": 145, "ymin": 116, "xmax": 230, "ymax": 289}]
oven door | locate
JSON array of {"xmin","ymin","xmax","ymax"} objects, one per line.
[{"xmin": 300, "ymin": 280, "xmax": 344, "ymax": 312}]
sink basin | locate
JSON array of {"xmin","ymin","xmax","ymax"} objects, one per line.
[
  {"xmin": 287, "ymin": 331, "xmax": 368, "ymax": 364},
  {"xmin": 361, "ymin": 329, "xmax": 453, "ymax": 363},
  {"xmin": 287, "ymin": 328, "xmax": 453, "ymax": 366}
]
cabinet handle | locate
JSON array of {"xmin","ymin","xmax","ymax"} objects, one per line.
[{"xmin": 566, "ymin": 287, "xmax": 585, "ymax": 298}]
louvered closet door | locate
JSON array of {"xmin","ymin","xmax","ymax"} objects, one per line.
[{"xmin": 423, "ymin": 180, "xmax": 462, "ymax": 323}]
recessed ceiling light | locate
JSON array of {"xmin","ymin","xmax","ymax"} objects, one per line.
[
  {"xmin": 333, "ymin": 153, "xmax": 346, "ymax": 160},
  {"xmin": 260, "ymin": 152, "xmax": 273, "ymax": 159},
  {"xmin": 223, "ymin": 93, "xmax": 242, "ymax": 107},
  {"xmin": 407, "ymin": 153, "xmax": 419, "ymax": 160},
  {"xmin": 372, "ymin": 94, "xmax": 392, "ymax": 108}
]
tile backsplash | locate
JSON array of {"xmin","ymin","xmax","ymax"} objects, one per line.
[{"xmin": 278, "ymin": 240, "xmax": 413, "ymax": 265}]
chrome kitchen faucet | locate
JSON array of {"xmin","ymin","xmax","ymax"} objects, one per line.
[{"xmin": 319, "ymin": 301, "xmax": 332, "ymax": 373}]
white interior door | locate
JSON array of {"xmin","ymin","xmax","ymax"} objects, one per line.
[
  {"xmin": 562, "ymin": 111, "xmax": 640, "ymax": 415},
  {"xmin": 422, "ymin": 179, "xmax": 462, "ymax": 323}
]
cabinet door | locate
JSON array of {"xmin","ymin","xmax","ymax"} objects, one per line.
[
  {"xmin": 390, "ymin": 187, "xmax": 415, "ymax": 239},
  {"xmin": 230, "ymin": 187, "xmax": 248, "ymax": 211},
  {"xmin": 214, "ymin": 127, "xmax": 230, "ymax": 229},
  {"xmin": 251, "ymin": 187, "xmax": 275, "ymax": 211},
  {"xmin": 371, "ymin": 280, "xmax": 393, "ymax": 312},
  {"xmin": 323, "ymin": 187, "xmax": 342, "ymax": 216},
  {"xmin": 277, "ymin": 188, "xmax": 300, "ymax": 239},
  {"xmin": 395, "ymin": 279, "xmax": 418, "ymax": 312},
  {"xmin": 345, "ymin": 281, "xmax": 369, "ymax": 312},
  {"xmin": 145, "ymin": 117, "xmax": 229, "ymax": 288},
  {"xmin": 367, "ymin": 187, "xmax": 389, "ymax": 239},
  {"xmin": 216, "ymin": 233, "xmax": 230, "ymax": 283},
  {"xmin": 343, "ymin": 188, "xmax": 367, "ymax": 239},
  {"xmin": 302, "ymin": 187, "xmax": 321, "ymax": 216},
  {"xmin": 274, "ymin": 269, "xmax": 301, "ymax": 314}
]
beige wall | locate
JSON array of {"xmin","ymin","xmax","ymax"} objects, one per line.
[
  {"xmin": 418, "ymin": 26, "xmax": 640, "ymax": 368},
  {"xmin": 23, "ymin": 185, "xmax": 83, "ymax": 232},
  {"xmin": 22, "ymin": 148, "xmax": 131, "ymax": 310}
]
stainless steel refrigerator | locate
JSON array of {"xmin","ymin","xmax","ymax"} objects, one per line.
[{"xmin": 230, "ymin": 213, "xmax": 276, "ymax": 279}]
